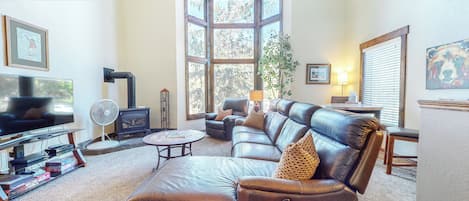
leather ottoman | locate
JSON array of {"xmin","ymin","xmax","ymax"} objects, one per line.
[{"xmin": 127, "ymin": 156, "xmax": 276, "ymax": 201}]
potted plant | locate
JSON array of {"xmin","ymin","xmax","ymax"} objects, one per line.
[{"xmin": 258, "ymin": 34, "xmax": 299, "ymax": 99}]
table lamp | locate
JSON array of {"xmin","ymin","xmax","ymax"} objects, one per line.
[
  {"xmin": 249, "ymin": 90, "xmax": 264, "ymax": 112},
  {"xmin": 337, "ymin": 72, "xmax": 348, "ymax": 96}
]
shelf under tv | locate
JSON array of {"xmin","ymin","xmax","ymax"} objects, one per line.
[
  {"xmin": 0, "ymin": 129, "xmax": 86, "ymax": 201},
  {"xmin": 8, "ymin": 163, "xmax": 85, "ymax": 200}
]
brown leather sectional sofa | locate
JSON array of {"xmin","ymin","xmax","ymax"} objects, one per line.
[{"xmin": 128, "ymin": 99, "xmax": 383, "ymax": 201}]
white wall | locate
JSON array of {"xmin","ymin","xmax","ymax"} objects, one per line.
[
  {"xmin": 116, "ymin": 0, "xmax": 178, "ymax": 129},
  {"xmin": 346, "ymin": 0, "xmax": 469, "ymax": 128},
  {"xmin": 345, "ymin": 0, "xmax": 469, "ymax": 154},
  {"xmin": 418, "ymin": 106, "xmax": 469, "ymax": 201},
  {"xmin": 0, "ymin": 0, "xmax": 119, "ymax": 144},
  {"xmin": 289, "ymin": 0, "xmax": 348, "ymax": 104}
]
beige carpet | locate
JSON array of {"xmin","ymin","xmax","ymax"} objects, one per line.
[{"xmin": 15, "ymin": 136, "xmax": 415, "ymax": 201}]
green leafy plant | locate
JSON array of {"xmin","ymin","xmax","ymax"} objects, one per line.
[{"xmin": 258, "ymin": 34, "xmax": 299, "ymax": 99}]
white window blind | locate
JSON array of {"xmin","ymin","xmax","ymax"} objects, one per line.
[{"xmin": 362, "ymin": 37, "xmax": 402, "ymax": 127}]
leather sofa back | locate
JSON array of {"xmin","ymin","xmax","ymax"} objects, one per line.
[
  {"xmin": 275, "ymin": 119, "xmax": 308, "ymax": 151},
  {"xmin": 268, "ymin": 99, "xmax": 280, "ymax": 112},
  {"xmin": 223, "ymin": 98, "xmax": 248, "ymax": 117},
  {"xmin": 276, "ymin": 99, "xmax": 294, "ymax": 116},
  {"xmin": 310, "ymin": 108, "xmax": 381, "ymax": 193},
  {"xmin": 264, "ymin": 112, "xmax": 288, "ymax": 143},
  {"xmin": 288, "ymin": 102, "xmax": 321, "ymax": 125}
]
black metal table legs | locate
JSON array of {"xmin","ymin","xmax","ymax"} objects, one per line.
[{"xmin": 153, "ymin": 143, "xmax": 193, "ymax": 170}]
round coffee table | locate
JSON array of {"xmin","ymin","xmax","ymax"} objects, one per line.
[{"xmin": 143, "ymin": 130, "xmax": 205, "ymax": 170}]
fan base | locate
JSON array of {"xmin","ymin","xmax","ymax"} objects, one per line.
[{"xmin": 87, "ymin": 140, "xmax": 120, "ymax": 150}]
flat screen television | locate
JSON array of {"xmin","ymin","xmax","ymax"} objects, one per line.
[{"xmin": 0, "ymin": 74, "xmax": 74, "ymax": 137}]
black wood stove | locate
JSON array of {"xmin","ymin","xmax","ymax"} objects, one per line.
[{"xmin": 104, "ymin": 68, "xmax": 151, "ymax": 140}]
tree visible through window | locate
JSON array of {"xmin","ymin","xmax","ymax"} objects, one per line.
[{"xmin": 185, "ymin": 0, "xmax": 282, "ymax": 119}]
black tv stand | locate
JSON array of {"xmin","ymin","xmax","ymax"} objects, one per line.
[{"xmin": 0, "ymin": 129, "xmax": 86, "ymax": 200}]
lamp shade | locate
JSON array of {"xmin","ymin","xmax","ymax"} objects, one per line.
[
  {"xmin": 337, "ymin": 72, "xmax": 348, "ymax": 85},
  {"xmin": 249, "ymin": 90, "xmax": 264, "ymax": 102}
]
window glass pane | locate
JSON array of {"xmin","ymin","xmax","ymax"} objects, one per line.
[
  {"xmin": 214, "ymin": 29, "xmax": 254, "ymax": 59},
  {"xmin": 187, "ymin": 23, "xmax": 206, "ymax": 58},
  {"xmin": 188, "ymin": 62, "xmax": 206, "ymax": 114},
  {"xmin": 260, "ymin": 21, "xmax": 280, "ymax": 55},
  {"xmin": 262, "ymin": 0, "xmax": 280, "ymax": 19},
  {"xmin": 188, "ymin": 0, "xmax": 205, "ymax": 20},
  {"xmin": 213, "ymin": 0, "xmax": 254, "ymax": 23},
  {"xmin": 214, "ymin": 64, "xmax": 254, "ymax": 110},
  {"xmin": 363, "ymin": 37, "xmax": 402, "ymax": 127}
]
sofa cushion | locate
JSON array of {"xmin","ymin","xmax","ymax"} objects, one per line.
[
  {"xmin": 127, "ymin": 156, "xmax": 277, "ymax": 201},
  {"xmin": 232, "ymin": 132, "xmax": 272, "ymax": 146},
  {"xmin": 264, "ymin": 112, "xmax": 288, "ymax": 143},
  {"xmin": 233, "ymin": 126, "xmax": 264, "ymax": 135},
  {"xmin": 312, "ymin": 132, "xmax": 360, "ymax": 183},
  {"xmin": 206, "ymin": 120, "xmax": 225, "ymax": 130},
  {"xmin": 242, "ymin": 110, "xmax": 264, "ymax": 130},
  {"xmin": 310, "ymin": 108, "xmax": 380, "ymax": 149},
  {"xmin": 276, "ymin": 99, "xmax": 295, "ymax": 116},
  {"xmin": 275, "ymin": 119, "xmax": 308, "ymax": 152},
  {"xmin": 233, "ymin": 143, "xmax": 282, "ymax": 162},
  {"xmin": 288, "ymin": 102, "xmax": 321, "ymax": 125}
]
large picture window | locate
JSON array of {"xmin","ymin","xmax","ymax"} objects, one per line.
[{"xmin": 185, "ymin": 0, "xmax": 282, "ymax": 119}]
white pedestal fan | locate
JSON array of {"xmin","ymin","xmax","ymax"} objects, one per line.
[{"xmin": 87, "ymin": 99, "xmax": 120, "ymax": 150}]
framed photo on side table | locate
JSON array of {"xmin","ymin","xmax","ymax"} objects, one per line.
[
  {"xmin": 3, "ymin": 15, "xmax": 49, "ymax": 71},
  {"xmin": 306, "ymin": 64, "xmax": 330, "ymax": 84}
]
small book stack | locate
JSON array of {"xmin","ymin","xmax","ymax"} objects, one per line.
[{"xmin": 45, "ymin": 157, "xmax": 78, "ymax": 177}]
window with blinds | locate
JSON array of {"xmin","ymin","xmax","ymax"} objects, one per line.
[{"xmin": 362, "ymin": 37, "xmax": 402, "ymax": 127}]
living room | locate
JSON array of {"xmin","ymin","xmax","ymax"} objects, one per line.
[{"xmin": 0, "ymin": 0, "xmax": 468, "ymax": 201}]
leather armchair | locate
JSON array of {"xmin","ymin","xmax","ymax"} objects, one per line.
[{"xmin": 205, "ymin": 98, "xmax": 248, "ymax": 140}]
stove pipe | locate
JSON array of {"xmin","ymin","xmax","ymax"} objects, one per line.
[{"xmin": 103, "ymin": 67, "xmax": 136, "ymax": 108}]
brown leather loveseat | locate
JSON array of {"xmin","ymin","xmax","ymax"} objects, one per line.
[{"xmin": 128, "ymin": 99, "xmax": 383, "ymax": 201}]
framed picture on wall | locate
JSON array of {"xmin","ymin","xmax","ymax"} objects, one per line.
[
  {"xmin": 306, "ymin": 64, "xmax": 331, "ymax": 84},
  {"xmin": 3, "ymin": 15, "xmax": 49, "ymax": 71},
  {"xmin": 426, "ymin": 38, "xmax": 469, "ymax": 89}
]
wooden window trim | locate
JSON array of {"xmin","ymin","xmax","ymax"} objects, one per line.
[{"xmin": 359, "ymin": 25, "xmax": 409, "ymax": 127}]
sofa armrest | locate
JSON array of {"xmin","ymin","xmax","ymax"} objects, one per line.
[
  {"xmin": 205, "ymin": 112, "xmax": 217, "ymax": 120},
  {"xmin": 235, "ymin": 117, "xmax": 246, "ymax": 126},
  {"xmin": 238, "ymin": 176, "xmax": 345, "ymax": 195}
]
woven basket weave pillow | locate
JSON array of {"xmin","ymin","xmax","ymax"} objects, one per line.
[{"xmin": 273, "ymin": 131, "xmax": 320, "ymax": 180}]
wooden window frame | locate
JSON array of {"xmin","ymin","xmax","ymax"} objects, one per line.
[
  {"xmin": 359, "ymin": 25, "xmax": 409, "ymax": 127},
  {"xmin": 185, "ymin": 0, "xmax": 283, "ymax": 120}
]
